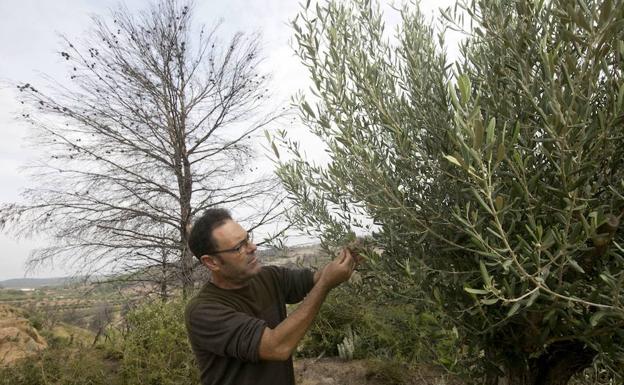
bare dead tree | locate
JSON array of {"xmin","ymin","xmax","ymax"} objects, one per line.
[{"xmin": 1, "ymin": 0, "xmax": 285, "ymax": 298}]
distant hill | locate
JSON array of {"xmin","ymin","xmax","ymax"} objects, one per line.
[
  {"xmin": 0, "ymin": 277, "xmax": 74, "ymax": 289},
  {"xmin": 0, "ymin": 244, "xmax": 327, "ymax": 290}
]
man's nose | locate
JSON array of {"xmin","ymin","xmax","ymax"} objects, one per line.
[{"xmin": 248, "ymin": 241, "xmax": 257, "ymax": 253}]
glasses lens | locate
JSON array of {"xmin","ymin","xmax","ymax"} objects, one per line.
[{"xmin": 235, "ymin": 232, "xmax": 253, "ymax": 253}]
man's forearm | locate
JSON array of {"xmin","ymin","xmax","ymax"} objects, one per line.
[
  {"xmin": 313, "ymin": 268, "xmax": 322, "ymax": 284},
  {"xmin": 258, "ymin": 281, "xmax": 330, "ymax": 361},
  {"xmin": 259, "ymin": 250, "xmax": 355, "ymax": 361}
]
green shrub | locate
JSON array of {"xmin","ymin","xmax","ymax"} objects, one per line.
[
  {"xmin": 120, "ymin": 298, "xmax": 199, "ymax": 385},
  {"xmin": 298, "ymin": 276, "xmax": 462, "ymax": 370},
  {"xmin": 29, "ymin": 313, "xmax": 45, "ymax": 331},
  {"xmin": 0, "ymin": 346, "xmax": 116, "ymax": 385},
  {"xmin": 364, "ymin": 360, "xmax": 411, "ymax": 385}
]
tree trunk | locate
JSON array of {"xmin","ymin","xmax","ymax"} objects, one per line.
[
  {"xmin": 176, "ymin": 110, "xmax": 194, "ymax": 298},
  {"xmin": 160, "ymin": 249, "xmax": 168, "ymax": 302},
  {"xmin": 531, "ymin": 341, "xmax": 596, "ymax": 385},
  {"xmin": 493, "ymin": 341, "xmax": 596, "ymax": 385},
  {"xmin": 179, "ymin": 162, "xmax": 194, "ymax": 299},
  {"xmin": 180, "ymin": 246, "xmax": 194, "ymax": 299}
]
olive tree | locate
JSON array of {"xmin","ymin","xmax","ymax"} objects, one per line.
[
  {"xmin": 275, "ymin": 0, "xmax": 624, "ymax": 383},
  {"xmin": 1, "ymin": 0, "xmax": 283, "ymax": 298}
]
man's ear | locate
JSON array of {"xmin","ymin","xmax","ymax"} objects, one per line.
[{"xmin": 200, "ymin": 255, "xmax": 220, "ymax": 271}]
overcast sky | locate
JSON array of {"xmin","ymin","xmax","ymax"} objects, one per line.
[{"xmin": 0, "ymin": 0, "xmax": 456, "ymax": 281}]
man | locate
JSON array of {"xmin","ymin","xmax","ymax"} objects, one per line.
[{"xmin": 186, "ymin": 208, "xmax": 358, "ymax": 385}]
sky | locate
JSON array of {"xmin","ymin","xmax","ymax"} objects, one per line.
[{"xmin": 0, "ymin": 0, "xmax": 457, "ymax": 281}]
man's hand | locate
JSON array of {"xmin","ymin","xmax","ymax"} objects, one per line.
[
  {"xmin": 318, "ymin": 248, "xmax": 356, "ymax": 290},
  {"xmin": 259, "ymin": 248, "xmax": 358, "ymax": 361},
  {"xmin": 258, "ymin": 248, "xmax": 355, "ymax": 361},
  {"xmin": 347, "ymin": 247, "xmax": 366, "ymax": 266}
]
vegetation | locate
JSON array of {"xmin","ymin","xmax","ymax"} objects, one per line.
[
  {"xmin": 275, "ymin": 0, "xmax": 624, "ymax": 383},
  {"xmin": 119, "ymin": 298, "xmax": 199, "ymax": 385},
  {"xmin": 297, "ymin": 272, "xmax": 461, "ymax": 369},
  {"xmin": 0, "ymin": 297, "xmax": 198, "ymax": 385},
  {"xmin": 0, "ymin": 344, "xmax": 117, "ymax": 385}
]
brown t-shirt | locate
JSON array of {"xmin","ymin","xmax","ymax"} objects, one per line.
[{"xmin": 185, "ymin": 265, "xmax": 314, "ymax": 385}]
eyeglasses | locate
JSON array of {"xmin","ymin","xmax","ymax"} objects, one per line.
[{"xmin": 212, "ymin": 231, "xmax": 254, "ymax": 255}]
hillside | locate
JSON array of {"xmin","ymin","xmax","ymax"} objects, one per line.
[
  {"xmin": 0, "ymin": 244, "xmax": 326, "ymax": 290},
  {"xmin": 0, "ymin": 277, "xmax": 76, "ymax": 290}
]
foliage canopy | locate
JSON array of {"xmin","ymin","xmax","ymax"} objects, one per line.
[{"xmin": 277, "ymin": 0, "xmax": 624, "ymax": 383}]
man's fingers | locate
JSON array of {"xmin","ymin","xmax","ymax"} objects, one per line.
[
  {"xmin": 347, "ymin": 247, "xmax": 365, "ymax": 266},
  {"xmin": 329, "ymin": 249, "xmax": 356, "ymax": 276},
  {"xmin": 335, "ymin": 248, "xmax": 348, "ymax": 263},
  {"xmin": 341, "ymin": 249, "xmax": 355, "ymax": 270}
]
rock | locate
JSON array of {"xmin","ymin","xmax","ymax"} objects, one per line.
[{"xmin": 294, "ymin": 358, "xmax": 370, "ymax": 385}]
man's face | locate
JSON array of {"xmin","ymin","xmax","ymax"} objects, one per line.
[{"xmin": 208, "ymin": 219, "xmax": 261, "ymax": 283}]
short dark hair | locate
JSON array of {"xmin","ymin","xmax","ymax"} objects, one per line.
[{"xmin": 188, "ymin": 208, "xmax": 232, "ymax": 260}]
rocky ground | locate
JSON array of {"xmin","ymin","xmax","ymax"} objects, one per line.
[{"xmin": 294, "ymin": 358, "xmax": 463, "ymax": 385}]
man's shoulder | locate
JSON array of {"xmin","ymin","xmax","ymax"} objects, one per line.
[
  {"xmin": 253, "ymin": 264, "xmax": 285, "ymax": 283},
  {"xmin": 254, "ymin": 264, "xmax": 302, "ymax": 288},
  {"xmin": 185, "ymin": 282, "xmax": 224, "ymax": 317},
  {"xmin": 258, "ymin": 264, "xmax": 281, "ymax": 278}
]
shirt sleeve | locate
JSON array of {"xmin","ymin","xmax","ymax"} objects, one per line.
[
  {"xmin": 272, "ymin": 266, "xmax": 314, "ymax": 304},
  {"xmin": 186, "ymin": 302, "xmax": 267, "ymax": 363}
]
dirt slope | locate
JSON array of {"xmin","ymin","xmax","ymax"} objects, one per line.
[{"xmin": 0, "ymin": 304, "xmax": 47, "ymax": 366}]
